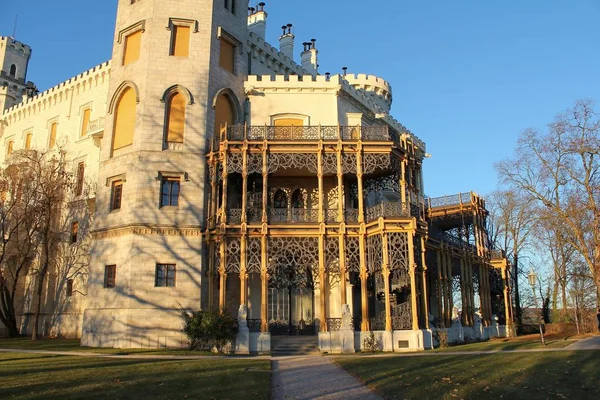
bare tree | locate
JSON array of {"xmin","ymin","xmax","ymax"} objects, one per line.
[{"xmin": 497, "ymin": 100, "xmax": 600, "ymax": 305}]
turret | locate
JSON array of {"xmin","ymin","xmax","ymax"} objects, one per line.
[{"xmin": 0, "ymin": 36, "xmax": 34, "ymax": 112}]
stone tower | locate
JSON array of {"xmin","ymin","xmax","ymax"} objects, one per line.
[
  {"xmin": 0, "ymin": 36, "xmax": 35, "ymax": 112},
  {"xmin": 81, "ymin": 0, "xmax": 249, "ymax": 348}
]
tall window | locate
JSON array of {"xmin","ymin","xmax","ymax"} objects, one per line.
[
  {"xmin": 71, "ymin": 221, "xmax": 79, "ymax": 244},
  {"xmin": 9, "ymin": 64, "xmax": 16, "ymax": 78},
  {"xmin": 111, "ymin": 180, "xmax": 123, "ymax": 211},
  {"xmin": 75, "ymin": 162, "xmax": 85, "ymax": 196},
  {"xmin": 49, "ymin": 122, "xmax": 57, "ymax": 149},
  {"xmin": 66, "ymin": 279, "xmax": 74, "ymax": 297},
  {"xmin": 155, "ymin": 264, "xmax": 176, "ymax": 287},
  {"xmin": 80, "ymin": 108, "xmax": 91, "ymax": 138},
  {"xmin": 25, "ymin": 132, "xmax": 32, "ymax": 150},
  {"xmin": 165, "ymin": 92, "xmax": 186, "ymax": 144},
  {"xmin": 104, "ymin": 265, "xmax": 116, "ymax": 288},
  {"xmin": 112, "ymin": 87, "xmax": 136, "ymax": 153},
  {"xmin": 123, "ymin": 30, "xmax": 142, "ymax": 66},
  {"xmin": 219, "ymin": 38, "xmax": 235, "ymax": 74},
  {"xmin": 171, "ymin": 25, "xmax": 190, "ymax": 57},
  {"xmin": 6, "ymin": 140, "xmax": 13, "ymax": 156},
  {"xmin": 160, "ymin": 178, "xmax": 180, "ymax": 207},
  {"xmin": 214, "ymin": 93, "xmax": 235, "ymax": 138}
]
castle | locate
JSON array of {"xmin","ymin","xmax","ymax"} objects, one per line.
[{"xmin": 0, "ymin": 0, "xmax": 511, "ymax": 353}]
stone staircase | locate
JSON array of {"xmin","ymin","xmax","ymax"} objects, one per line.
[{"xmin": 271, "ymin": 336, "xmax": 320, "ymax": 356}]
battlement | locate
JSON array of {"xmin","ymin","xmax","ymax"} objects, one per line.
[
  {"xmin": 344, "ymin": 73, "xmax": 393, "ymax": 112},
  {"xmin": 248, "ymin": 32, "xmax": 310, "ymax": 76},
  {"xmin": 2, "ymin": 61, "xmax": 111, "ymax": 122},
  {"xmin": 0, "ymin": 36, "xmax": 32, "ymax": 56},
  {"xmin": 246, "ymin": 74, "xmax": 425, "ymax": 152}
]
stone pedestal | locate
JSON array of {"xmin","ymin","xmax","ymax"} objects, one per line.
[
  {"xmin": 340, "ymin": 304, "xmax": 355, "ymax": 353},
  {"xmin": 236, "ymin": 327, "xmax": 250, "ymax": 354}
]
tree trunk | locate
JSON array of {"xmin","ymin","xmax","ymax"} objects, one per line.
[
  {"xmin": 0, "ymin": 287, "xmax": 20, "ymax": 337},
  {"xmin": 31, "ymin": 271, "xmax": 45, "ymax": 340},
  {"xmin": 513, "ymin": 254, "xmax": 522, "ymax": 328}
]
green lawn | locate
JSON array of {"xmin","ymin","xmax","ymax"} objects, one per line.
[
  {"xmin": 0, "ymin": 338, "xmax": 217, "ymax": 356},
  {"xmin": 435, "ymin": 337, "xmax": 575, "ymax": 352},
  {"xmin": 0, "ymin": 352, "xmax": 270, "ymax": 400},
  {"xmin": 335, "ymin": 350, "xmax": 600, "ymax": 400}
]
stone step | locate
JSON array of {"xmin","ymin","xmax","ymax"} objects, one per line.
[{"xmin": 271, "ymin": 336, "xmax": 320, "ymax": 356}]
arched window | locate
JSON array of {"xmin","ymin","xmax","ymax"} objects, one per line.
[
  {"xmin": 214, "ymin": 93, "xmax": 235, "ymax": 138},
  {"xmin": 9, "ymin": 65, "xmax": 16, "ymax": 78},
  {"xmin": 273, "ymin": 189, "xmax": 288, "ymax": 209},
  {"xmin": 292, "ymin": 189, "xmax": 305, "ymax": 209},
  {"xmin": 112, "ymin": 87, "xmax": 136, "ymax": 153},
  {"xmin": 165, "ymin": 91, "xmax": 186, "ymax": 145}
]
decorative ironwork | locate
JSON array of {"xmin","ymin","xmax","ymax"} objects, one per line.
[
  {"xmin": 322, "ymin": 153, "xmax": 338, "ymax": 174},
  {"xmin": 388, "ymin": 232, "xmax": 409, "ymax": 272},
  {"xmin": 227, "ymin": 209, "xmax": 242, "ymax": 224},
  {"xmin": 370, "ymin": 312, "xmax": 386, "ymax": 331},
  {"xmin": 268, "ymin": 208, "xmax": 319, "ymax": 223},
  {"xmin": 247, "ymin": 319, "xmax": 262, "ymax": 333},
  {"xmin": 268, "ymin": 153, "xmax": 318, "ymax": 174},
  {"xmin": 267, "ymin": 237, "xmax": 319, "ymax": 289},
  {"xmin": 428, "ymin": 192, "xmax": 472, "ymax": 208},
  {"xmin": 342, "ymin": 153, "xmax": 357, "ymax": 174},
  {"xmin": 325, "ymin": 237, "xmax": 340, "ymax": 274},
  {"xmin": 365, "ymin": 202, "xmax": 409, "ymax": 221},
  {"xmin": 247, "ymin": 208, "xmax": 262, "ymax": 223},
  {"xmin": 228, "ymin": 153, "xmax": 243, "ymax": 174},
  {"xmin": 345, "ymin": 209, "xmax": 359, "ymax": 223},
  {"xmin": 391, "ymin": 302, "xmax": 412, "ymax": 330},
  {"xmin": 225, "ymin": 238, "xmax": 241, "ymax": 273},
  {"xmin": 346, "ymin": 237, "xmax": 361, "ymax": 273},
  {"xmin": 325, "ymin": 209, "xmax": 339, "ymax": 223},
  {"xmin": 327, "ymin": 318, "xmax": 342, "ymax": 332},
  {"xmin": 366, "ymin": 234, "xmax": 383, "ymax": 273},
  {"xmin": 364, "ymin": 174, "xmax": 400, "ymax": 195},
  {"xmin": 247, "ymin": 153, "xmax": 263, "ymax": 174},
  {"xmin": 363, "ymin": 154, "xmax": 391, "ymax": 174},
  {"xmin": 247, "ymin": 237, "xmax": 262, "ymax": 274},
  {"xmin": 362, "ymin": 126, "xmax": 389, "ymax": 141}
]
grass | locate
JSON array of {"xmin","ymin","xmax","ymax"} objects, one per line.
[
  {"xmin": 0, "ymin": 338, "xmax": 219, "ymax": 356},
  {"xmin": 434, "ymin": 336, "xmax": 575, "ymax": 352},
  {"xmin": 335, "ymin": 350, "xmax": 600, "ymax": 400},
  {"xmin": 0, "ymin": 352, "xmax": 271, "ymax": 400}
]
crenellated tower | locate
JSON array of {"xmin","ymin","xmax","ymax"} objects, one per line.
[
  {"xmin": 82, "ymin": 0, "xmax": 249, "ymax": 348},
  {"xmin": 0, "ymin": 36, "xmax": 37, "ymax": 112}
]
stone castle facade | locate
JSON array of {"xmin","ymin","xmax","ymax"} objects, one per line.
[{"xmin": 0, "ymin": 0, "xmax": 511, "ymax": 352}]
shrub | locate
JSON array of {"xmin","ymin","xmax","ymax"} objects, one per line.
[
  {"xmin": 433, "ymin": 329, "xmax": 449, "ymax": 349},
  {"xmin": 180, "ymin": 308, "xmax": 238, "ymax": 352},
  {"xmin": 363, "ymin": 331, "xmax": 383, "ymax": 352}
]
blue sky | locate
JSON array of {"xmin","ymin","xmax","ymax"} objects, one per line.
[{"xmin": 2, "ymin": 0, "xmax": 599, "ymax": 198}]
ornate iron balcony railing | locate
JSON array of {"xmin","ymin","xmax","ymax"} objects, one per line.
[
  {"xmin": 365, "ymin": 201, "xmax": 410, "ymax": 221},
  {"xmin": 427, "ymin": 192, "xmax": 472, "ymax": 208},
  {"xmin": 225, "ymin": 125, "xmax": 391, "ymax": 142},
  {"xmin": 268, "ymin": 208, "xmax": 319, "ymax": 223}
]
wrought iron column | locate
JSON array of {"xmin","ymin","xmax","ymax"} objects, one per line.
[
  {"xmin": 318, "ymin": 145, "xmax": 324, "ymax": 223},
  {"xmin": 359, "ymin": 233, "xmax": 369, "ymax": 331},
  {"xmin": 467, "ymin": 257, "xmax": 475, "ymax": 326},
  {"xmin": 219, "ymin": 238, "xmax": 227, "ymax": 311},
  {"xmin": 260, "ymin": 235, "xmax": 268, "ymax": 332},
  {"xmin": 336, "ymin": 149, "xmax": 344, "ymax": 223},
  {"xmin": 459, "ymin": 255, "xmax": 468, "ymax": 326},
  {"xmin": 436, "ymin": 249, "xmax": 444, "ymax": 326},
  {"xmin": 209, "ymin": 156, "xmax": 218, "ymax": 229},
  {"xmin": 208, "ymin": 240, "xmax": 216, "ymax": 308},
  {"xmin": 240, "ymin": 234, "xmax": 248, "ymax": 306},
  {"xmin": 400, "ymin": 158, "xmax": 407, "ymax": 204},
  {"xmin": 339, "ymin": 234, "xmax": 347, "ymax": 305},
  {"xmin": 445, "ymin": 250, "xmax": 454, "ymax": 327},
  {"xmin": 241, "ymin": 145, "xmax": 248, "ymax": 223},
  {"xmin": 261, "ymin": 146, "xmax": 268, "ymax": 223},
  {"xmin": 318, "ymin": 235, "xmax": 328, "ymax": 332},
  {"xmin": 382, "ymin": 233, "xmax": 392, "ymax": 331},
  {"xmin": 357, "ymin": 148, "xmax": 365, "ymax": 223},
  {"xmin": 221, "ymin": 149, "xmax": 229, "ymax": 225},
  {"xmin": 420, "ymin": 236, "xmax": 430, "ymax": 329},
  {"xmin": 408, "ymin": 231, "xmax": 419, "ymax": 330}
]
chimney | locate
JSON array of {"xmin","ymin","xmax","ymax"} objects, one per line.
[
  {"xmin": 301, "ymin": 39, "xmax": 318, "ymax": 75},
  {"xmin": 279, "ymin": 23, "xmax": 294, "ymax": 60},
  {"xmin": 248, "ymin": 2, "xmax": 267, "ymax": 39}
]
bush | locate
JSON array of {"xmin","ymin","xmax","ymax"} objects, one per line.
[
  {"xmin": 433, "ymin": 329, "xmax": 449, "ymax": 349},
  {"xmin": 363, "ymin": 331, "xmax": 383, "ymax": 352},
  {"xmin": 180, "ymin": 308, "xmax": 238, "ymax": 352}
]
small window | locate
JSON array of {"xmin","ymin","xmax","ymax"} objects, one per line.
[
  {"xmin": 171, "ymin": 25, "xmax": 190, "ymax": 57},
  {"xmin": 104, "ymin": 265, "xmax": 116, "ymax": 288},
  {"xmin": 123, "ymin": 30, "xmax": 142, "ymax": 66},
  {"xmin": 71, "ymin": 221, "xmax": 79, "ymax": 244},
  {"xmin": 7, "ymin": 140, "xmax": 14, "ymax": 156},
  {"xmin": 80, "ymin": 108, "xmax": 91, "ymax": 138},
  {"xmin": 219, "ymin": 38, "xmax": 235, "ymax": 74},
  {"xmin": 76, "ymin": 162, "xmax": 85, "ymax": 196},
  {"xmin": 25, "ymin": 132, "xmax": 32, "ymax": 150},
  {"xmin": 224, "ymin": 0, "xmax": 229, "ymax": 9},
  {"xmin": 9, "ymin": 64, "xmax": 16, "ymax": 78},
  {"xmin": 160, "ymin": 177, "xmax": 180, "ymax": 207},
  {"xmin": 155, "ymin": 263, "xmax": 176, "ymax": 287},
  {"xmin": 231, "ymin": 0, "xmax": 236, "ymax": 14},
  {"xmin": 66, "ymin": 279, "xmax": 74, "ymax": 297},
  {"xmin": 49, "ymin": 122, "xmax": 58, "ymax": 149},
  {"xmin": 111, "ymin": 180, "xmax": 123, "ymax": 211}
]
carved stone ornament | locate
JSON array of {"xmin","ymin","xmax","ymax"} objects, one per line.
[
  {"xmin": 238, "ymin": 304, "xmax": 248, "ymax": 328},
  {"xmin": 341, "ymin": 304, "xmax": 353, "ymax": 331}
]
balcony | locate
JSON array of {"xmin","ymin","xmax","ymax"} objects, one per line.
[{"xmin": 222, "ymin": 125, "xmax": 397, "ymax": 143}]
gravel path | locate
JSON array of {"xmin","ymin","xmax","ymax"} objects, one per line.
[
  {"xmin": 564, "ymin": 336, "xmax": 600, "ymax": 350},
  {"xmin": 271, "ymin": 355, "xmax": 382, "ymax": 400}
]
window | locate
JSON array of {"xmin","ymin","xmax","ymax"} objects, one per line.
[
  {"xmin": 155, "ymin": 264, "xmax": 176, "ymax": 287},
  {"xmin": 123, "ymin": 30, "xmax": 142, "ymax": 66},
  {"xmin": 104, "ymin": 265, "xmax": 116, "ymax": 288},
  {"xmin": 66, "ymin": 279, "xmax": 74, "ymax": 297},
  {"xmin": 165, "ymin": 92, "xmax": 186, "ymax": 144},
  {"xmin": 112, "ymin": 87, "xmax": 136, "ymax": 152},
  {"xmin": 214, "ymin": 93, "xmax": 235, "ymax": 138},
  {"xmin": 49, "ymin": 122, "xmax": 57, "ymax": 148},
  {"xmin": 6, "ymin": 140, "xmax": 13, "ymax": 156},
  {"xmin": 224, "ymin": 0, "xmax": 235, "ymax": 14},
  {"xmin": 80, "ymin": 108, "xmax": 91, "ymax": 138},
  {"xmin": 71, "ymin": 221, "xmax": 79, "ymax": 244},
  {"xmin": 231, "ymin": 0, "xmax": 236, "ymax": 14},
  {"xmin": 9, "ymin": 64, "xmax": 16, "ymax": 78},
  {"xmin": 219, "ymin": 38, "xmax": 235, "ymax": 74},
  {"xmin": 224, "ymin": 0, "xmax": 228, "ymax": 9},
  {"xmin": 111, "ymin": 180, "xmax": 123, "ymax": 211},
  {"xmin": 25, "ymin": 132, "xmax": 32, "ymax": 150},
  {"xmin": 171, "ymin": 25, "xmax": 190, "ymax": 57},
  {"xmin": 160, "ymin": 178, "xmax": 180, "ymax": 207},
  {"xmin": 75, "ymin": 162, "xmax": 85, "ymax": 196}
]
